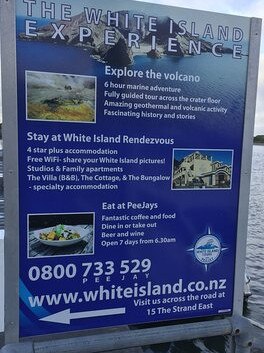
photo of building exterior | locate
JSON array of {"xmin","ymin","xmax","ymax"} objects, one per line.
[{"xmin": 172, "ymin": 150, "xmax": 233, "ymax": 189}]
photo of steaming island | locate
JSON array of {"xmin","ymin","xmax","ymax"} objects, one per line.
[{"xmin": 26, "ymin": 71, "xmax": 96, "ymax": 122}]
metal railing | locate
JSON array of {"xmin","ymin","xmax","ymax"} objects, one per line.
[{"xmin": 0, "ymin": 316, "xmax": 255, "ymax": 353}]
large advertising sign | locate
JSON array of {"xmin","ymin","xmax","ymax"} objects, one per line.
[{"xmin": 15, "ymin": 0, "xmax": 251, "ymax": 337}]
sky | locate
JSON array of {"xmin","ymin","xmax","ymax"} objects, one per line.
[{"xmin": 136, "ymin": 0, "xmax": 264, "ymax": 135}]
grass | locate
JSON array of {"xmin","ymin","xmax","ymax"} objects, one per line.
[{"xmin": 27, "ymin": 102, "xmax": 95, "ymax": 122}]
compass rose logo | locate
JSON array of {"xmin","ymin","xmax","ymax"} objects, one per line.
[{"xmin": 188, "ymin": 227, "xmax": 228, "ymax": 271}]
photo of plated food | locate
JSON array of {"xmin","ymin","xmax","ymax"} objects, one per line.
[
  {"xmin": 28, "ymin": 213, "xmax": 94, "ymax": 258},
  {"xmin": 39, "ymin": 224, "xmax": 80, "ymax": 241},
  {"xmin": 36, "ymin": 224, "xmax": 86, "ymax": 247}
]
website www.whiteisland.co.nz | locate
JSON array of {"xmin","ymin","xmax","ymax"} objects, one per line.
[{"xmin": 27, "ymin": 279, "xmax": 227, "ymax": 308}]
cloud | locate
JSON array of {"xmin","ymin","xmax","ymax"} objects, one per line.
[
  {"xmin": 240, "ymin": 0, "xmax": 264, "ymax": 17},
  {"xmin": 0, "ymin": 64, "xmax": 1, "ymax": 125},
  {"xmin": 135, "ymin": 0, "xmax": 239, "ymax": 14},
  {"xmin": 254, "ymin": 54, "xmax": 264, "ymax": 135}
]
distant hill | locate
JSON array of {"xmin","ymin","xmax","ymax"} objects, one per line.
[{"xmin": 254, "ymin": 135, "xmax": 264, "ymax": 144}]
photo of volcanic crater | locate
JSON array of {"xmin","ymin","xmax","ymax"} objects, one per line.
[{"xmin": 26, "ymin": 71, "xmax": 96, "ymax": 122}]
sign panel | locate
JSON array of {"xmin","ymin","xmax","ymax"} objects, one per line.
[{"xmin": 15, "ymin": 0, "xmax": 251, "ymax": 337}]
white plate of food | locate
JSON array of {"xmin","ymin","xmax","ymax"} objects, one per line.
[{"xmin": 33, "ymin": 224, "xmax": 87, "ymax": 247}]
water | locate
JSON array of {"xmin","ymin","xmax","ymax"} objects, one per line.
[
  {"xmin": 245, "ymin": 145, "xmax": 264, "ymax": 352},
  {"xmin": 246, "ymin": 145, "xmax": 264, "ymax": 318}
]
